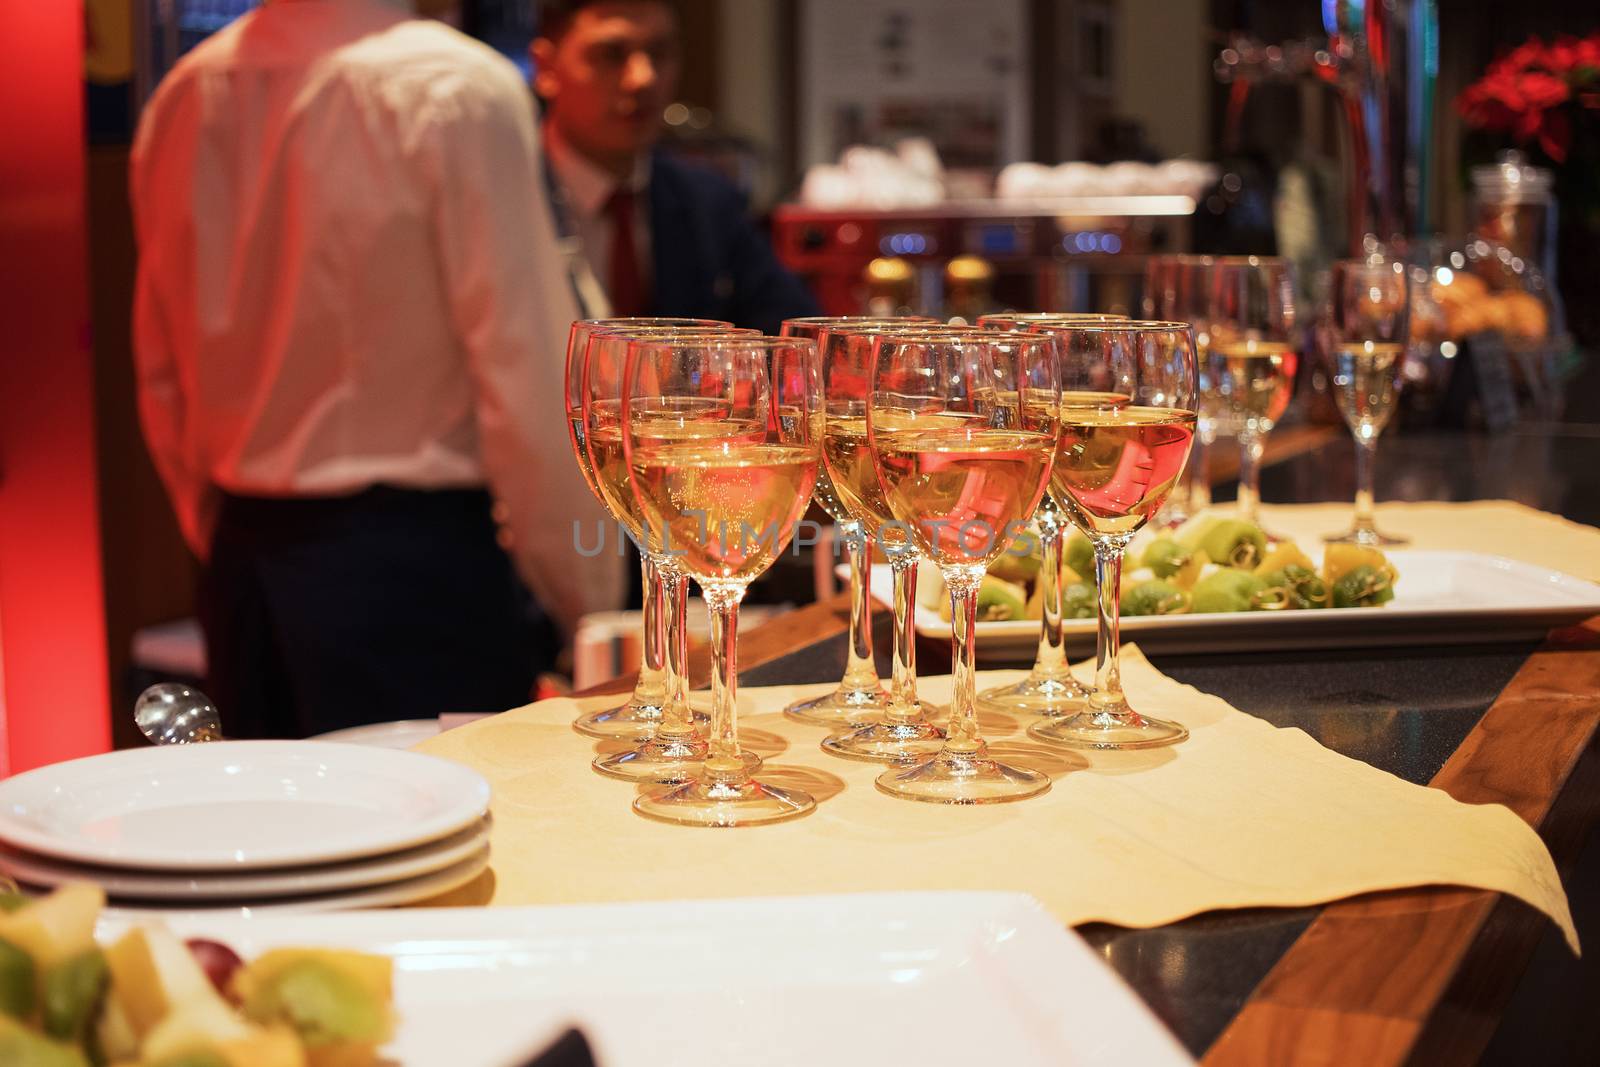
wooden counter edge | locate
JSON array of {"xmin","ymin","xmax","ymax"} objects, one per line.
[{"xmin": 1203, "ymin": 617, "xmax": 1600, "ymax": 1067}]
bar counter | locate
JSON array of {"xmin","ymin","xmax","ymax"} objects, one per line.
[{"xmin": 578, "ymin": 425, "xmax": 1600, "ymax": 1065}]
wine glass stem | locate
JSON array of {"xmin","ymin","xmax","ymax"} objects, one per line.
[
  {"xmin": 1236, "ymin": 431, "xmax": 1265, "ymax": 523},
  {"xmin": 636, "ymin": 554, "xmax": 669, "ymax": 708},
  {"xmin": 1033, "ymin": 517, "xmax": 1069, "ymax": 680},
  {"xmin": 702, "ymin": 583, "xmax": 746, "ymax": 778},
  {"xmin": 1090, "ymin": 538, "xmax": 1134, "ymax": 717},
  {"xmin": 1353, "ymin": 434, "xmax": 1378, "ymax": 533},
  {"xmin": 840, "ymin": 522, "xmax": 878, "ymax": 692},
  {"xmin": 945, "ymin": 566, "xmax": 985, "ymax": 753},
  {"xmin": 887, "ymin": 553, "xmax": 921, "ymax": 726},
  {"xmin": 1190, "ymin": 424, "xmax": 1214, "ymax": 512},
  {"xmin": 657, "ymin": 566, "xmax": 695, "ymax": 740}
]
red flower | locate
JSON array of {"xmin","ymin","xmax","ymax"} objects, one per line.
[{"xmin": 1538, "ymin": 108, "xmax": 1572, "ymax": 163}]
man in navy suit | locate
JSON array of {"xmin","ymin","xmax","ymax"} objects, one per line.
[{"xmin": 532, "ymin": 0, "xmax": 818, "ymax": 334}]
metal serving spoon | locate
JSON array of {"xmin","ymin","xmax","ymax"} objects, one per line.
[{"xmin": 134, "ymin": 682, "xmax": 223, "ymax": 745}]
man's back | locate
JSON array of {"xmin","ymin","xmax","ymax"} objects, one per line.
[
  {"xmin": 134, "ymin": 3, "xmax": 519, "ymax": 509},
  {"xmin": 133, "ymin": 1, "xmax": 619, "ymax": 721}
]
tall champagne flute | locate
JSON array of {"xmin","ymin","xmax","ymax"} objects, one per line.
[
  {"xmin": 581, "ymin": 325, "xmax": 759, "ymax": 781},
  {"xmin": 976, "ymin": 313, "xmax": 1127, "ymax": 718},
  {"xmin": 812, "ymin": 324, "xmax": 976, "ymax": 762},
  {"xmin": 1143, "ymin": 255, "xmax": 1214, "ymax": 520},
  {"xmin": 563, "ymin": 317, "xmax": 731, "ymax": 740},
  {"xmin": 1321, "ymin": 256, "xmax": 1411, "ymax": 546},
  {"xmin": 625, "ymin": 335, "xmax": 823, "ymax": 826},
  {"xmin": 779, "ymin": 316, "xmax": 935, "ymax": 728},
  {"xmin": 1029, "ymin": 322, "xmax": 1197, "ymax": 750},
  {"xmin": 1208, "ymin": 257, "xmax": 1297, "ymax": 529},
  {"xmin": 868, "ymin": 331, "xmax": 1059, "ymax": 802}
]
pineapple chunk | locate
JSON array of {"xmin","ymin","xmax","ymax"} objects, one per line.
[
  {"xmin": 141, "ymin": 997, "xmax": 254, "ymax": 1060},
  {"xmin": 103, "ymin": 926, "xmax": 216, "ymax": 1039},
  {"xmin": 0, "ymin": 884, "xmax": 104, "ymax": 969},
  {"xmin": 1254, "ymin": 542, "xmax": 1315, "ymax": 577},
  {"xmin": 214, "ymin": 1026, "xmax": 308, "ymax": 1067},
  {"xmin": 1170, "ymin": 549, "xmax": 1210, "ymax": 591},
  {"xmin": 1322, "ymin": 543, "xmax": 1392, "ymax": 587}
]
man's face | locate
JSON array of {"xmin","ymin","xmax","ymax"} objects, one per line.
[{"xmin": 533, "ymin": 2, "xmax": 681, "ymax": 167}]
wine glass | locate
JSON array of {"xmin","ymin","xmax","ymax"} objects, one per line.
[
  {"xmin": 1028, "ymin": 321, "xmax": 1198, "ymax": 750},
  {"xmin": 1207, "ymin": 256, "xmax": 1297, "ymax": 530},
  {"xmin": 810, "ymin": 324, "xmax": 973, "ymax": 763},
  {"xmin": 975, "ymin": 313, "xmax": 1127, "ymax": 718},
  {"xmin": 580, "ymin": 324, "xmax": 759, "ymax": 782},
  {"xmin": 563, "ymin": 317, "xmax": 731, "ymax": 740},
  {"xmin": 1321, "ymin": 256, "xmax": 1411, "ymax": 546},
  {"xmin": 779, "ymin": 316, "xmax": 935, "ymax": 729},
  {"xmin": 867, "ymin": 330, "xmax": 1058, "ymax": 802},
  {"xmin": 624, "ymin": 335, "xmax": 823, "ymax": 826},
  {"xmin": 1143, "ymin": 254, "xmax": 1214, "ymax": 520}
]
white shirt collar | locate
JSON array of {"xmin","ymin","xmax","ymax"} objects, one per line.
[{"xmin": 543, "ymin": 125, "xmax": 649, "ymax": 220}]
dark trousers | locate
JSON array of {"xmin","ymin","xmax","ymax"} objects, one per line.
[{"xmin": 200, "ymin": 486, "xmax": 557, "ymax": 738}]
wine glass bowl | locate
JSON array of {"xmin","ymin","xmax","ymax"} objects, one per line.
[
  {"xmin": 1027, "ymin": 321, "xmax": 1198, "ymax": 751},
  {"xmin": 867, "ymin": 330, "xmax": 1059, "ymax": 802}
]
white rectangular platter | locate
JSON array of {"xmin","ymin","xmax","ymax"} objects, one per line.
[
  {"xmin": 137, "ymin": 892, "xmax": 1192, "ymax": 1067},
  {"xmin": 869, "ymin": 550, "xmax": 1600, "ymax": 660}
]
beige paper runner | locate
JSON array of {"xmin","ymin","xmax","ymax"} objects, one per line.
[
  {"xmin": 415, "ymin": 646, "xmax": 1576, "ymax": 952},
  {"xmin": 1258, "ymin": 500, "xmax": 1600, "ymax": 582}
]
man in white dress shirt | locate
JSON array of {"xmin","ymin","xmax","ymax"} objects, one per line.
[{"xmin": 131, "ymin": 0, "xmax": 620, "ymax": 736}]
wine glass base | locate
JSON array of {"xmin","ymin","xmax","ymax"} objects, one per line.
[
  {"xmin": 783, "ymin": 686, "xmax": 887, "ymax": 728},
  {"xmin": 1322, "ymin": 527, "xmax": 1409, "ymax": 547},
  {"xmin": 875, "ymin": 746, "xmax": 1051, "ymax": 804},
  {"xmin": 820, "ymin": 719, "xmax": 946, "ymax": 764},
  {"xmin": 633, "ymin": 774, "xmax": 816, "ymax": 827},
  {"xmin": 976, "ymin": 675, "xmax": 1091, "ymax": 717},
  {"xmin": 572, "ymin": 702, "xmax": 709, "ymax": 741},
  {"xmin": 1028, "ymin": 710, "xmax": 1189, "ymax": 750},
  {"xmin": 592, "ymin": 736, "xmax": 760, "ymax": 784}
]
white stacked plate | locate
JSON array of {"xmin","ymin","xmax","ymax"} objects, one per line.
[{"xmin": 0, "ymin": 741, "xmax": 492, "ymax": 914}]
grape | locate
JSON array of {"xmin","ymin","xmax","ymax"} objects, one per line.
[{"xmin": 185, "ymin": 939, "xmax": 244, "ymax": 1000}]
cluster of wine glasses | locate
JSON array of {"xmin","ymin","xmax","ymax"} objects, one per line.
[
  {"xmin": 1143, "ymin": 253, "xmax": 1411, "ymax": 545},
  {"xmin": 564, "ymin": 313, "xmax": 1202, "ymax": 827}
]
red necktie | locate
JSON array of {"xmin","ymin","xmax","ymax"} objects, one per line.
[{"xmin": 606, "ymin": 188, "xmax": 648, "ymax": 317}]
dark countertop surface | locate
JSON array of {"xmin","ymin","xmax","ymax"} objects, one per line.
[{"xmin": 742, "ymin": 400, "xmax": 1600, "ymax": 1060}]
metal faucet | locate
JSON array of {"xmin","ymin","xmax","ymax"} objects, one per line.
[{"xmin": 1215, "ymin": 0, "xmax": 1439, "ymax": 255}]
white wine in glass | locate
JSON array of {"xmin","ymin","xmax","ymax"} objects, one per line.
[
  {"xmin": 562, "ymin": 318, "xmax": 729, "ymax": 743},
  {"xmin": 778, "ymin": 316, "xmax": 933, "ymax": 728},
  {"xmin": 813, "ymin": 325, "xmax": 985, "ymax": 762},
  {"xmin": 579, "ymin": 327, "xmax": 755, "ymax": 782},
  {"xmin": 1322, "ymin": 256, "xmax": 1410, "ymax": 546},
  {"xmin": 1029, "ymin": 321, "xmax": 1197, "ymax": 751},
  {"xmin": 870, "ymin": 331, "xmax": 1058, "ymax": 804},
  {"xmin": 625, "ymin": 335, "xmax": 824, "ymax": 827},
  {"xmin": 1207, "ymin": 257, "xmax": 1296, "ymax": 530}
]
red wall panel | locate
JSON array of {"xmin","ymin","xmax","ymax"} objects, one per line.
[{"xmin": 0, "ymin": 2, "xmax": 113, "ymax": 772}]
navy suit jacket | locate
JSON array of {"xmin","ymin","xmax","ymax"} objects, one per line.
[{"xmin": 645, "ymin": 152, "xmax": 819, "ymax": 334}]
